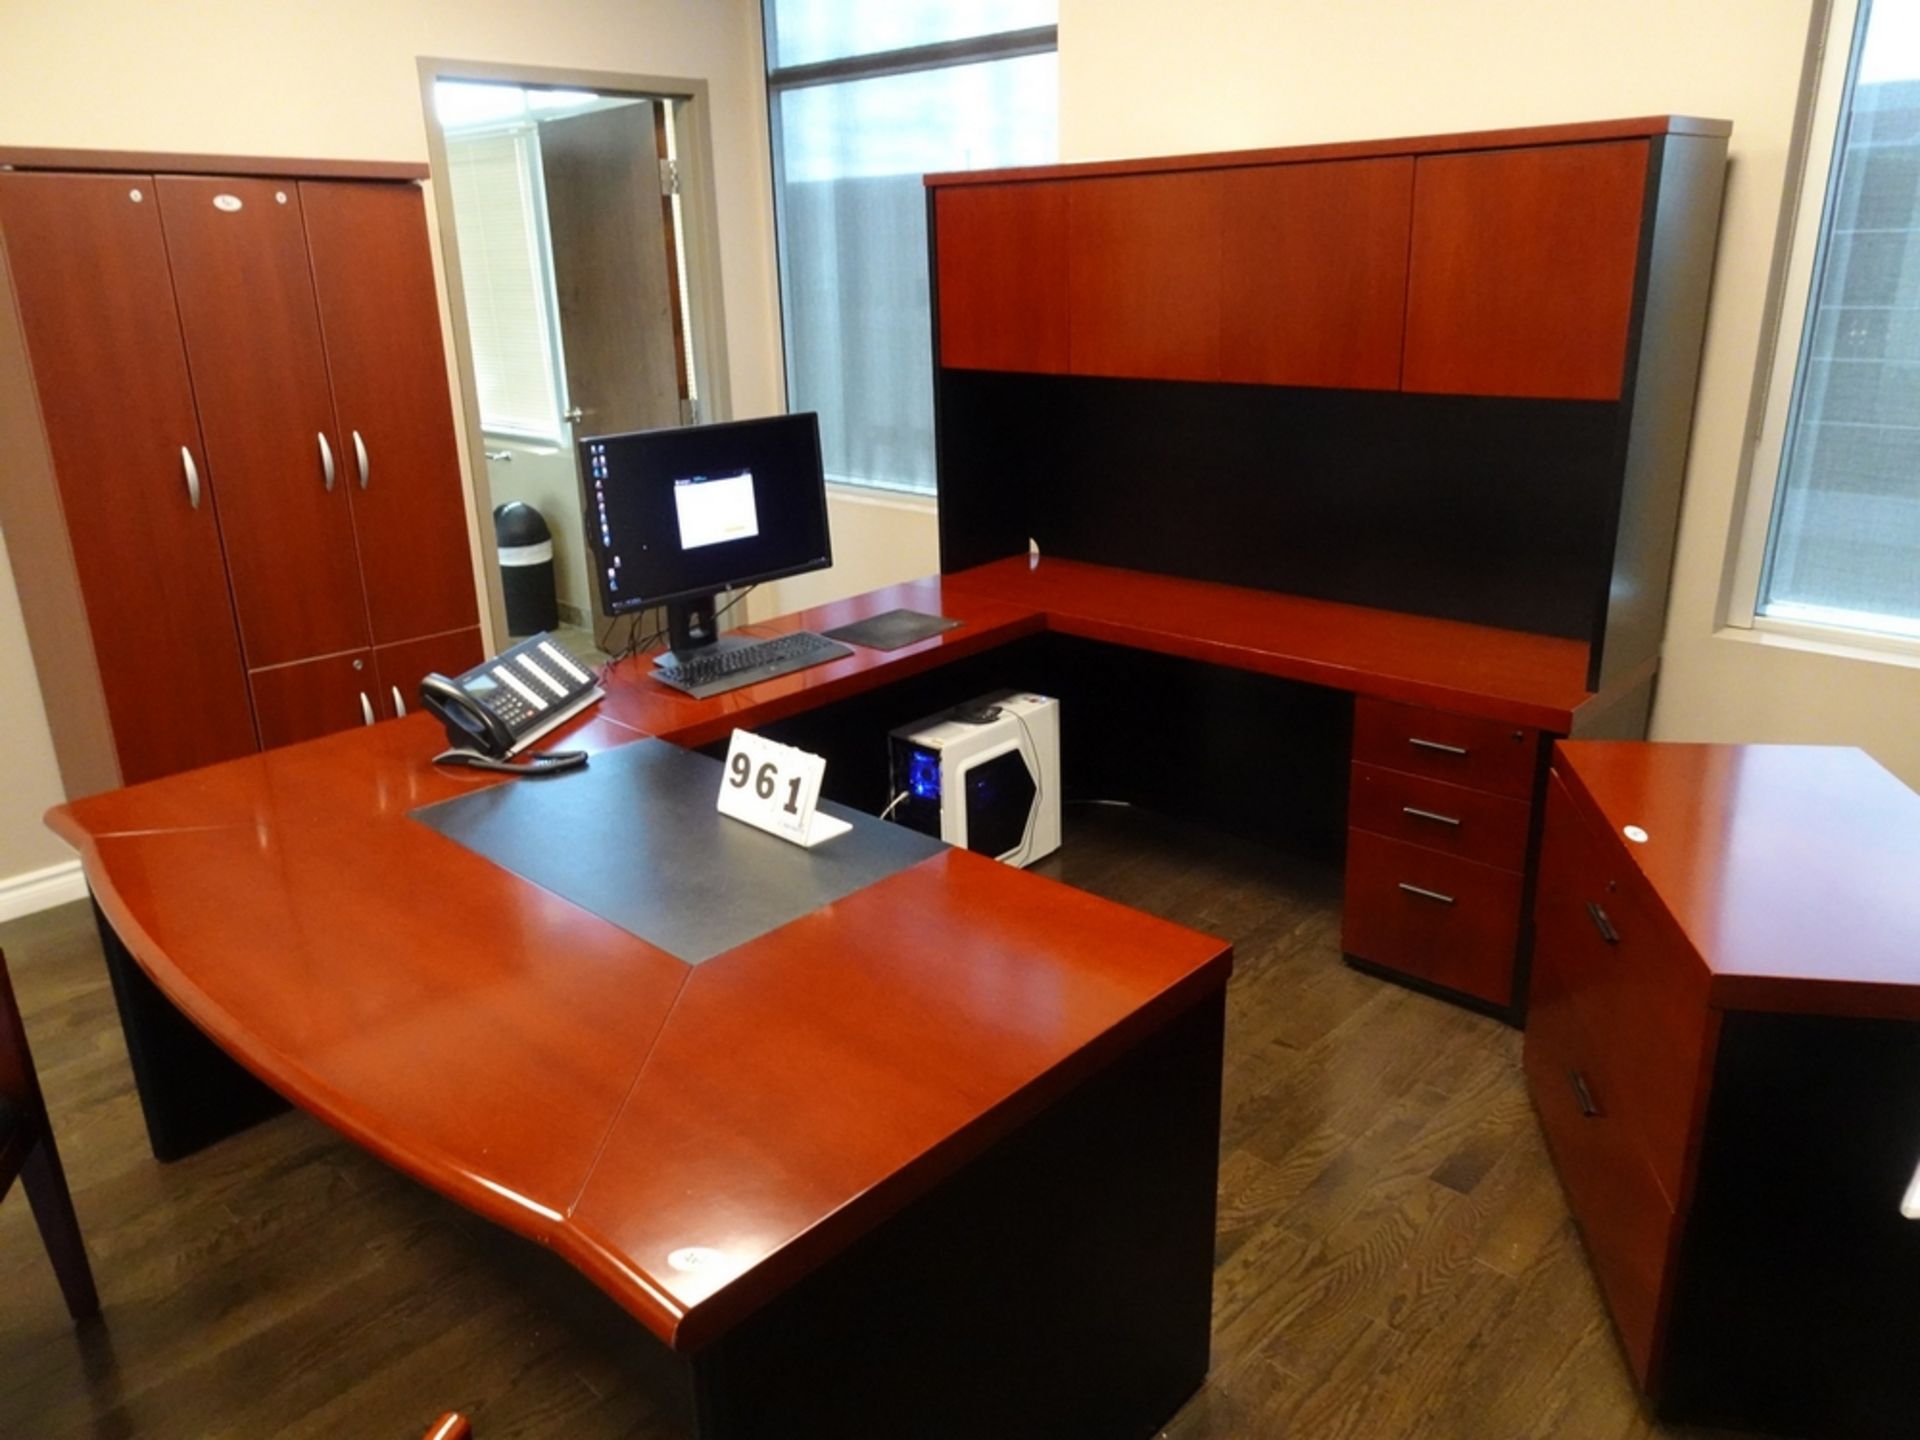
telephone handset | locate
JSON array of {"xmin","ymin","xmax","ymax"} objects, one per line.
[{"xmin": 418, "ymin": 633, "xmax": 602, "ymax": 775}]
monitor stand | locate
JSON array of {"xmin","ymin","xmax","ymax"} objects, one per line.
[{"xmin": 650, "ymin": 593, "xmax": 760, "ymax": 677}]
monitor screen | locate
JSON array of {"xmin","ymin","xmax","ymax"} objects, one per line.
[{"xmin": 581, "ymin": 413, "xmax": 833, "ymax": 615}]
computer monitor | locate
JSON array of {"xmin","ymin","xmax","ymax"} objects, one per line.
[{"xmin": 581, "ymin": 413, "xmax": 833, "ymax": 661}]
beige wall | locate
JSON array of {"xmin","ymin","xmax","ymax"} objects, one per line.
[
  {"xmin": 747, "ymin": 487, "xmax": 942, "ymax": 621},
  {"xmin": 0, "ymin": 0, "xmax": 784, "ymax": 889},
  {"xmin": 1059, "ymin": 0, "xmax": 1920, "ymax": 788},
  {"xmin": 0, "ymin": 533, "xmax": 71, "ymax": 881}
]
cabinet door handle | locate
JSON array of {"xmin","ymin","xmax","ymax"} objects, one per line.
[
  {"xmin": 359, "ymin": 691, "xmax": 375, "ymax": 726},
  {"xmin": 1568, "ymin": 1069, "xmax": 1600, "ymax": 1118},
  {"xmin": 180, "ymin": 446, "xmax": 202, "ymax": 510},
  {"xmin": 1398, "ymin": 882, "xmax": 1455, "ymax": 905},
  {"xmin": 353, "ymin": 429, "xmax": 369, "ymax": 490},
  {"xmin": 1402, "ymin": 805, "xmax": 1462, "ymax": 828},
  {"xmin": 390, "ymin": 685, "xmax": 406, "ymax": 718},
  {"xmin": 1409, "ymin": 737, "xmax": 1469, "ymax": 757},
  {"xmin": 319, "ymin": 432, "xmax": 336, "ymax": 492},
  {"xmin": 1587, "ymin": 900, "xmax": 1620, "ymax": 944},
  {"xmin": 1902, "ymin": 1155, "xmax": 1920, "ymax": 1220}
]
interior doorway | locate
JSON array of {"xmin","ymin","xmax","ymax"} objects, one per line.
[{"xmin": 420, "ymin": 60, "xmax": 732, "ymax": 661}]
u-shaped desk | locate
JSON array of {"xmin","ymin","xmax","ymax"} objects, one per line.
[{"xmin": 51, "ymin": 557, "xmax": 1615, "ymax": 1439}]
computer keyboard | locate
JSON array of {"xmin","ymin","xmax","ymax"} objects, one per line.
[{"xmin": 652, "ymin": 630, "xmax": 855, "ymax": 699}]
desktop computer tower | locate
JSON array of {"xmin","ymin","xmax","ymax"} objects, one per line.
[{"xmin": 887, "ymin": 692, "xmax": 1061, "ymax": 868}]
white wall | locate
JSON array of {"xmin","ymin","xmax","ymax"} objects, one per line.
[
  {"xmin": 1058, "ymin": 0, "xmax": 1920, "ymax": 788},
  {"xmin": 0, "ymin": 0, "xmax": 785, "ymax": 891}
]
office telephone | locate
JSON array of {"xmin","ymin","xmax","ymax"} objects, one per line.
[{"xmin": 419, "ymin": 634, "xmax": 602, "ymax": 774}]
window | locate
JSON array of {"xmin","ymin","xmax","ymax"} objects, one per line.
[
  {"xmin": 442, "ymin": 122, "xmax": 567, "ymax": 442},
  {"xmin": 1739, "ymin": 0, "xmax": 1920, "ymax": 644},
  {"xmin": 764, "ymin": 2, "xmax": 1058, "ymax": 494}
]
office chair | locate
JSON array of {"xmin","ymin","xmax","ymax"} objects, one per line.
[{"xmin": 0, "ymin": 946, "xmax": 99, "ymax": 1319}]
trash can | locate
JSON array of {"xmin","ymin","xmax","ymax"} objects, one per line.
[{"xmin": 494, "ymin": 501, "xmax": 559, "ymax": 636}]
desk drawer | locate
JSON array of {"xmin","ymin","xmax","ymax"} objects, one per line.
[
  {"xmin": 1348, "ymin": 762, "xmax": 1532, "ymax": 871},
  {"xmin": 1342, "ymin": 829, "xmax": 1523, "ymax": 1008},
  {"xmin": 1353, "ymin": 697, "xmax": 1541, "ymax": 799},
  {"xmin": 1523, "ymin": 961, "xmax": 1675, "ymax": 1390}
]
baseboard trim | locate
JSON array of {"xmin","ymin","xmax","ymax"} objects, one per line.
[{"xmin": 0, "ymin": 857, "xmax": 87, "ymax": 924}]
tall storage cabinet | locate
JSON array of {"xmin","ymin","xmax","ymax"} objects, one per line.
[{"xmin": 0, "ymin": 151, "xmax": 482, "ymax": 797}]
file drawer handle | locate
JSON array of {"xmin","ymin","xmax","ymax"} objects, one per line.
[
  {"xmin": 1902, "ymin": 1155, "xmax": 1920, "ymax": 1220},
  {"xmin": 1402, "ymin": 805, "xmax": 1462, "ymax": 828},
  {"xmin": 1409, "ymin": 736, "xmax": 1469, "ymax": 757},
  {"xmin": 1568, "ymin": 1069, "xmax": 1600, "ymax": 1118},
  {"xmin": 359, "ymin": 691, "xmax": 375, "ymax": 726},
  {"xmin": 1398, "ymin": 882, "xmax": 1455, "ymax": 905},
  {"xmin": 181, "ymin": 446, "xmax": 202, "ymax": 510},
  {"xmin": 1587, "ymin": 901, "xmax": 1620, "ymax": 944}
]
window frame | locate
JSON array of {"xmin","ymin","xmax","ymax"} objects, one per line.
[
  {"xmin": 1727, "ymin": 0, "xmax": 1920, "ymax": 658},
  {"xmin": 761, "ymin": 8, "xmax": 1059, "ymax": 495}
]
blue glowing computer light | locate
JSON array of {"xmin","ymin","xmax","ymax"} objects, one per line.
[{"xmin": 906, "ymin": 746, "xmax": 942, "ymax": 800}]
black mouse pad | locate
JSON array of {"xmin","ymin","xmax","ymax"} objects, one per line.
[
  {"xmin": 823, "ymin": 608, "xmax": 963, "ymax": 652},
  {"xmin": 410, "ymin": 739, "xmax": 945, "ymax": 965}
]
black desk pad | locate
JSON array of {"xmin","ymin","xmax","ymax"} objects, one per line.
[
  {"xmin": 410, "ymin": 739, "xmax": 946, "ymax": 965},
  {"xmin": 823, "ymin": 608, "xmax": 963, "ymax": 652}
]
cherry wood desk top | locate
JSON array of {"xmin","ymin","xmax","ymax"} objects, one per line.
[
  {"xmin": 944, "ymin": 555, "xmax": 1598, "ymax": 732},
  {"xmin": 50, "ymin": 694, "xmax": 1229, "ymax": 1352},
  {"xmin": 1553, "ymin": 742, "xmax": 1920, "ymax": 1020}
]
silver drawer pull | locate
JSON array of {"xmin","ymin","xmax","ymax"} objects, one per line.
[
  {"xmin": 319, "ymin": 432, "xmax": 336, "ymax": 491},
  {"xmin": 181, "ymin": 446, "xmax": 201, "ymax": 509},
  {"xmin": 1903, "ymin": 1156, "xmax": 1920, "ymax": 1220},
  {"xmin": 1587, "ymin": 900, "xmax": 1620, "ymax": 945},
  {"xmin": 1409, "ymin": 736, "xmax": 1469, "ymax": 756},
  {"xmin": 1402, "ymin": 805, "xmax": 1462, "ymax": 827},
  {"xmin": 359, "ymin": 691, "xmax": 375, "ymax": 726},
  {"xmin": 1398, "ymin": 882, "xmax": 1455, "ymax": 905},
  {"xmin": 353, "ymin": 429, "xmax": 369, "ymax": 489},
  {"xmin": 391, "ymin": 685, "xmax": 407, "ymax": 718}
]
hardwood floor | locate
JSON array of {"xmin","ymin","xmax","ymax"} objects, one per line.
[{"xmin": 0, "ymin": 806, "xmax": 1751, "ymax": 1438}]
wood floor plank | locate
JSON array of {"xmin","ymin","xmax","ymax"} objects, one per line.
[{"xmin": 1, "ymin": 808, "xmax": 1756, "ymax": 1437}]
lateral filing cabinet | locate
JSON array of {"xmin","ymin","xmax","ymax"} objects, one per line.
[
  {"xmin": 1526, "ymin": 742, "xmax": 1920, "ymax": 1438},
  {"xmin": 1343, "ymin": 699, "xmax": 1542, "ymax": 1013},
  {"xmin": 0, "ymin": 155, "xmax": 482, "ymax": 798}
]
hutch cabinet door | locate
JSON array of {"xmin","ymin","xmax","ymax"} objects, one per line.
[
  {"xmin": 934, "ymin": 181, "xmax": 1071, "ymax": 374},
  {"xmin": 1401, "ymin": 139, "xmax": 1649, "ymax": 400},
  {"xmin": 157, "ymin": 175, "xmax": 369, "ymax": 670},
  {"xmin": 1068, "ymin": 171, "xmax": 1223, "ymax": 382},
  {"xmin": 1217, "ymin": 156, "xmax": 1414, "ymax": 391},
  {"xmin": 301, "ymin": 181, "xmax": 479, "ymax": 648},
  {"xmin": 0, "ymin": 171, "xmax": 258, "ymax": 783}
]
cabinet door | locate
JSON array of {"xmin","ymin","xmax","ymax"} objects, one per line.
[
  {"xmin": 301, "ymin": 181, "xmax": 479, "ymax": 647},
  {"xmin": 249, "ymin": 650, "xmax": 378, "ymax": 749},
  {"xmin": 935, "ymin": 182, "xmax": 1070, "ymax": 374},
  {"xmin": 0, "ymin": 172, "xmax": 258, "ymax": 784},
  {"xmin": 373, "ymin": 626, "xmax": 485, "ymax": 721},
  {"xmin": 1068, "ymin": 171, "xmax": 1222, "ymax": 381},
  {"xmin": 1402, "ymin": 140, "xmax": 1649, "ymax": 400},
  {"xmin": 156, "ymin": 176, "xmax": 368, "ymax": 669},
  {"xmin": 303, "ymin": 184, "xmax": 480, "ymax": 648},
  {"xmin": 1218, "ymin": 157, "xmax": 1414, "ymax": 390}
]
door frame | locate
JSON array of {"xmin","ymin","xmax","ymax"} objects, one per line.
[{"xmin": 417, "ymin": 57, "xmax": 735, "ymax": 650}]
